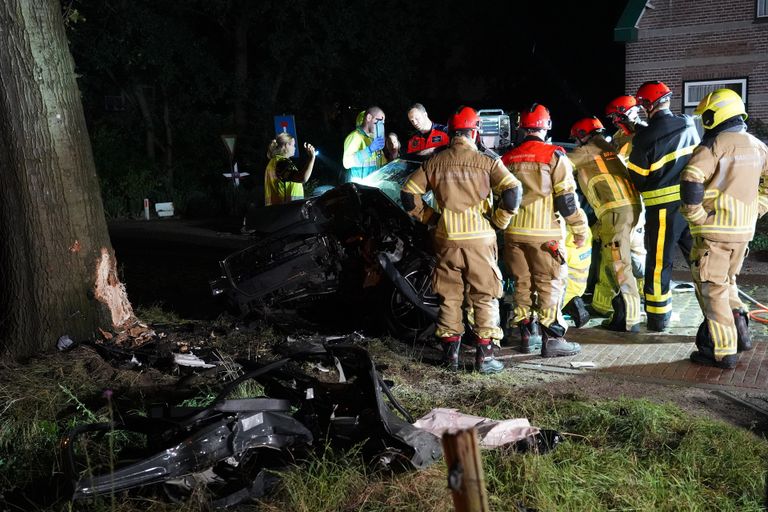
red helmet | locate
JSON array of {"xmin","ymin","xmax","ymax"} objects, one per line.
[
  {"xmin": 570, "ymin": 117, "xmax": 604, "ymax": 141},
  {"xmin": 605, "ymin": 96, "xmax": 638, "ymax": 118},
  {"xmin": 635, "ymin": 81, "xmax": 672, "ymax": 111},
  {"xmin": 519, "ymin": 103, "xmax": 552, "ymax": 130},
  {"xmin": 448, "ymin": 106, "xmax": 480, "ymax": 131}
]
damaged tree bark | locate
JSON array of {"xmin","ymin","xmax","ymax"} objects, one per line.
[{"xmin": 0, "ymin": 0, "xmax": 136, "ymax": 360}]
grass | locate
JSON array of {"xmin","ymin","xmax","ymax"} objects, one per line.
[{"xmin": 0, "ymin": 330, "xmax": 766, "ymax": 511}]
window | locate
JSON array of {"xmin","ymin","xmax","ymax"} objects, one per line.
[
  {"xmin": 759, "ymin": 0, "xmax": 768, "ymax": 18},
  {"xmin": 683, "ymin": 78, "xmax": 747, "ymax": 115}
]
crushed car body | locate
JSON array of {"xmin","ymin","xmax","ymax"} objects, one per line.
[
  {"xmin": 61, "ymin": 341, "xmax": 442, "ymax": 508},
  {"xmin": 210, "ymin": 172, "xmax": 439, "ymax": 340}
]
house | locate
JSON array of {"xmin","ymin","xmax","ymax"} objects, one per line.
[{"xmin": 615, "ymin": 0, "xmax": 768, "ymax": 134}]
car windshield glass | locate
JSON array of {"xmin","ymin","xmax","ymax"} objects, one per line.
[{"xmin": 352, "ymin": 158, "xmax": 433, "ymax": 207}]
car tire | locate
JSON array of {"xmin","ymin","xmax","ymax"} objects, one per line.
[{"xmin": 382, "ymin": 257, "xmax": 438, "ymax": 341}]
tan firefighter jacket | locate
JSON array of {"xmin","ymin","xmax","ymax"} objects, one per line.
[
  {"xmin": 681, "ymin": 126, "xmax": 768, "ymax": 242},
  {"xmin": 612, "ymin": 128, "xmax": 634, "ymax": 163},
  {"xmin": 500, "ymin": 137, "xmax": 587, "ymax": 242},
  {"xmin": 569, "ymin": 135, "xmax": 641, "ymax": 219},
  {"xmin": 401, "ymin": 136, "xmax": 521, "ymax": 247}
]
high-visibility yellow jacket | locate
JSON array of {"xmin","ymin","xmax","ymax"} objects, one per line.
[
  {"xmin": 681, "ymin": 123, "xmax": 768, "ymax": 242},
  {"xmin": 342, "ymin": 128, "xmax": 386, "ymax": 180},
  {"xmin": 500, "ymin": 137, "xmax": 587, "ymax": 242},
  {"xmin": 569, "ymin": 135, "xmax": 641, "ymax": 219},
  {"xmin": 401, "ymin": 136, "xmax": 521, "ymax": 247},
  {"xmin": 264, "ymin": 155, "xmax": 304, "ymax": 206}
]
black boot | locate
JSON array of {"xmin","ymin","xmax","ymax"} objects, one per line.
[
  {"xmin": 475, "ymin": 338, "xmax": 504, "ymax": 374},
  {"xmin": 690, "ymin": 321, "xmax": 737, "ymax": 369},
  {"xmin": 733, "ymin": 309, "xmax": 752, "ymax": 352},
  {"xmin": 440, "ymin": 335, "xmax": 462, "ymax": 371},
  {"xmin": 563, "ymin": 296, "xmax": 590, "ymax": 328},
  {"xmin": 541, "ymin": 323, "xmax": 581, "ymax": 358},
  {"xmin": 602, "ymin": 293, "xmax": 640, "ymax": 332},
  {"xmin": 647, "ymin": 311, "xmax": 671, "ymax": 332},
  {"xmin": 517, "ymin": 319, "xmax": 543, "ymax": 353}
]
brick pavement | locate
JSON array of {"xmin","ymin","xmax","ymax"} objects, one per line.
[{"xmin": 497, "ymin": 282, "xmax": 768, "ymax": 391}]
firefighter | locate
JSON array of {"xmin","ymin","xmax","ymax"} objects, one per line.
[
  {"xmin": 605, "ymin": 95, "xmax": 647, "ymax": 162},
  {"xmin": 406, "ymin": 103, "xmax": 450, "ymax": 156},
  {"xmin": 401, "ymin": 106, "xmax": 522, "ymax": 374},
  {"xmin": 591, "ymin": 95, "xmax": 647, "ymax": 317},
  {"xmin": 569, "ymin": 117, "xmax": 643, "ymax": 331},
  {"xmin": 342, "ymin": 106, "xmax": 387, "ymax": 182},
  {"xmin": 628, "ymin": 81, "xmax": 700, "ymax": 331},
  {"xmin": 501, "ymin": 104, "xmax": 587, "ymax": 357},
  {"xmin": 681, "ymin": 89, "xmax": 768, "ymax": 368}
]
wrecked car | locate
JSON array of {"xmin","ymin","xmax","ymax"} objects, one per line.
[
  {"xmin": 210, "ymin": 157, "xmax": 439, "ymax": 340},
  {"xmin": 61, "ymin": 341, "xmax": 443, "ymax": 508}
]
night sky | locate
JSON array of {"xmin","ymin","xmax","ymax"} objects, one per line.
[{"xmin": 352, "ymin": 2, "xmax": 628, "ymax": 143}]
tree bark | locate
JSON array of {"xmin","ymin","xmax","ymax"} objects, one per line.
[{"xmin": 0, "ymin": 0, "xmax": 135, "ymax": 360}]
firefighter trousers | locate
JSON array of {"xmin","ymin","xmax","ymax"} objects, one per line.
[
  {"xmin": 433, "ymin": 242, "xmax": 504, "ymax": 341},
  {"xmin": 504, "ymin": 238, "xmax": 567, "ymax": 332},
  {"xmin": 643, "ymin": 202, "xmax": 692, "ymax": 322},
  {"xmin": 690, "ymin": 237, "xmax": 747, "ymax": 358},
  {"xmin": 592, "ymin": 213, "xmax": 646, "ymax": 314},
  {"xmin": 597, "ymin": 205, "xmax": 642, "ymax": 329}
]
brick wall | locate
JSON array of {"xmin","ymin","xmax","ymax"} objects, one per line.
[{"xmin": 624, "ymin": 0, "xmax": 768, "ymax": 132}]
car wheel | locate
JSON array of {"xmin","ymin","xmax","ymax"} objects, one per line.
[{"xmin": 383, "ymin": 257, "xmax": 438, "ymax": 340}]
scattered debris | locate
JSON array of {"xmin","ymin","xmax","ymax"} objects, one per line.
[
  {"xmin": 62, "ymin": 341, "xmax": 441, "ymax": 508},
  {"xmin": 570, "ymin": 361, "xmax": 596, "ymax": 368},
  {"xmin": 414, "ymin": 408, "xmax": 540, "ymax": 448}
]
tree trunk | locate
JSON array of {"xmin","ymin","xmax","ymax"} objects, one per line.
[
  {"xmin": 0, "ymin": 0, "xmax": 135, "ymax": 360},
  {"xmin": 133, "ymin": 83, "xmax": 157, "ymax": 164}
]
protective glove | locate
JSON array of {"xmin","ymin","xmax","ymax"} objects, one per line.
[{"xmin": 367, "ymin": 136, "xmax": 385, "ymax": 154}]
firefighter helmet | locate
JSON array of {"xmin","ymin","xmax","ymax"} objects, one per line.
[
  {"xmin": 570, "ymin": 117, "xmax": 605, "ymax": 141},
  {"xmin": 605, "ymin": 96, "xmax": 638, "ymax": 119},
  {"xmin": 519, "ymin": 103, "xmax": 552, "ymax": 130},
  {"xmin": 635, "ymin": 81, "xmax": 672, "ymax": 112},
  {"xmin": 449, "ymin": 106, "xmax": 480, "ymax": 131},
  {"xmin": 693, "ymin": 88, "xmax": 747, "ymax": 130}
]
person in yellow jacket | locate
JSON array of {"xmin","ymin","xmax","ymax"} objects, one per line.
[
  {"xmin": 401, "ymin": 106, "xmax": 522, "ymax": 374},
  {"xmin": 264, "ymin": 133, "xmax": 316, "ymax": 206},
  {"xmin": 561, "ymin": 222, "xmax": 592, "ymax": 327},
  {"xmin": 500, "ymin": 104, "xmax": 588, "ymax": 357},
  {"xmin": 569, "ymin": 117, "xmax": 643, "ymax": 331},
  {"xmin": 681, "ymin": 89, "xmax": 768, "ymax": 368},
  {"xmin": 342, "ymin": 106, "xmax": 387, "ymax": 182}
]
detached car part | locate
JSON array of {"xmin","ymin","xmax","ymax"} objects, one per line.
[{"xmin": 62, "ymin": 342, "xmax": 442, "ymax": 507}]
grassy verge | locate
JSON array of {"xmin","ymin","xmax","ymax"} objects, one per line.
[{"xmin": 0, "ymin": 335, "xmax": 766, "ymax": 511}]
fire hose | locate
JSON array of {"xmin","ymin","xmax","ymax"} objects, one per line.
[{"xmin": 738, "ymin": 289, "xmax": 768, "ymax": 325}]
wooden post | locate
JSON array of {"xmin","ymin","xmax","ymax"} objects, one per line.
[{"xmin": 442, "ymin": 428, "xmax": 490, "ymax": 512}]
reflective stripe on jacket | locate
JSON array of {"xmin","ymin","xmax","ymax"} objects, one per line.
[
  {"xmin": 681, "ymin": 128, "xmax": 768, "ymax": 242},
  {"xmin": 501, "ymin": 137, "xmax": 586, "ymax": 242},
  {"xmin": 401, "ymin": 136, "xmax": 521, "ymax": 247},
  {"xmin": 627, "ymin": 110, "xmax": 700, "ymax": 207},
  {"xmin": 570, "ymin": 135, "xmax": 640, "ymax": 219}
]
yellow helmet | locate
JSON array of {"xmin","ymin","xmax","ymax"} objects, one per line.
[{"xmin": 693, "ymin": 88, "xmax": 747, "ymax": 129}]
